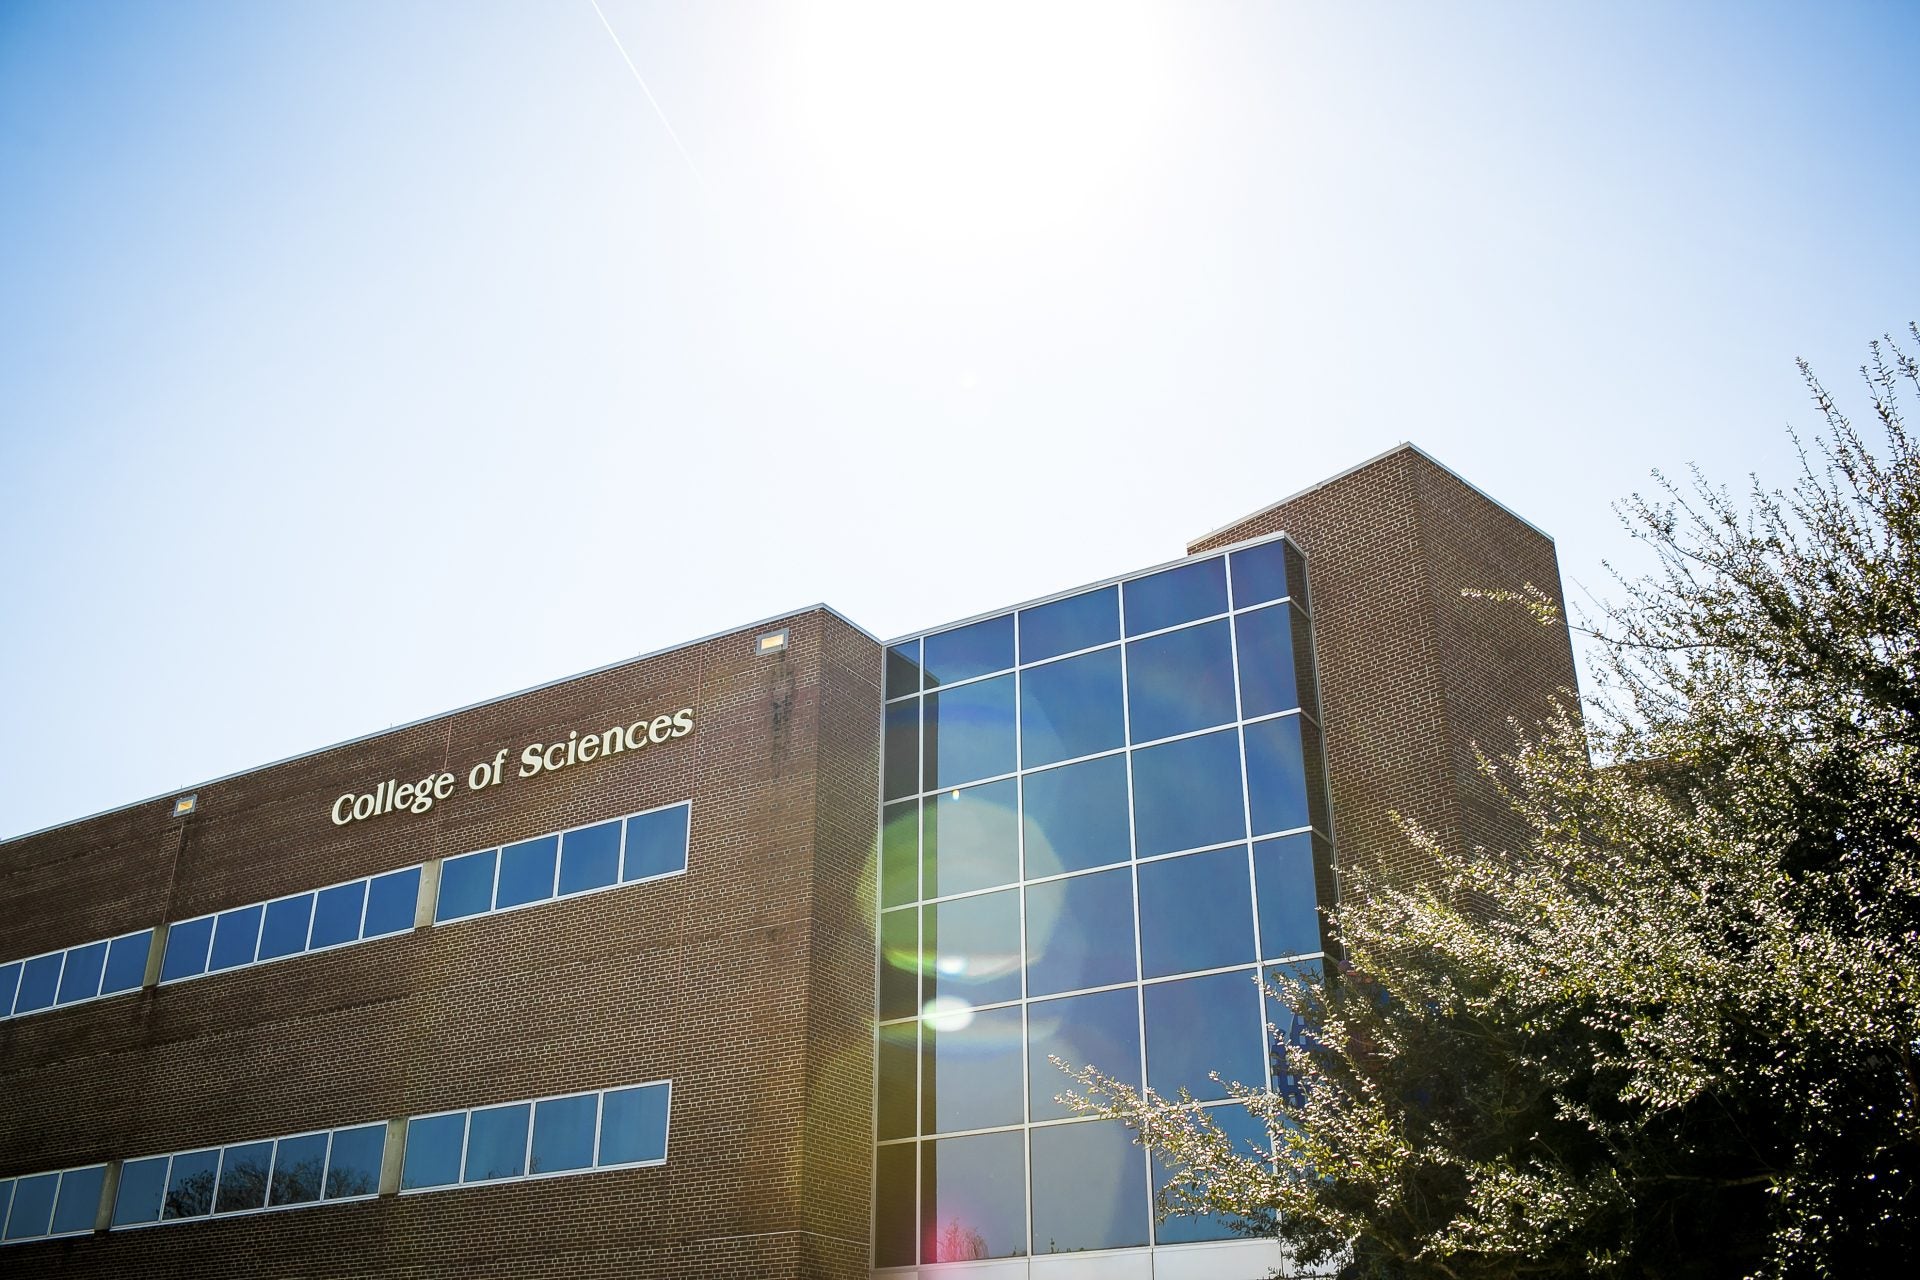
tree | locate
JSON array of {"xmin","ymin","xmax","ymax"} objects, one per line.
[{"xmin": 1063, "ymin": 328, "xmax": 1920, "ymax": 1279}]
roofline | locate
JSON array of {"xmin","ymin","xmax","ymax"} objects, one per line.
[
  {"xmin": 1189, "ymin": 441, "xmax": 1555, "ymax": 547},
  {"xmin": 1, "ymin": 602, "xmax": 878, "ymax": 846}
]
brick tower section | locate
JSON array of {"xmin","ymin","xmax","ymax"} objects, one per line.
[{"xmin": 1190, "ymin": 445, "xmax": 1579, "ymax": 892}]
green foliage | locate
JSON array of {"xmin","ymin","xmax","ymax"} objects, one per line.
[{"xmin": 1062, "ymin": 328, "xmax": 1920, "ymax": 1278}]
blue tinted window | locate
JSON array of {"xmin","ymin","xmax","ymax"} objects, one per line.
[
  {"xmin": 0, "ymin": 1181, "xmax": 12, "ymax": 1234},
  {"xmin": 1022, "ymin": 754, "xmax": 1130, "ymax": 877},
  {"xmin": 1127, "ymin": 619, "xmax": 1237, "ymax": 743},
  {"xmin": 1024, "ymin": 868, "xmax": 1136, "ymax": 998},
  {"xmin": 56, "ymin": 940, "xmax": 108, "ymax": 1004},
  {"xmin": 159, "ymin": 916, "xmax": 214, "ymax": 983},
  {"xmin": 1245, "ymin": 716, "xmax": 1310, "ymax": 835},
  {"xmin": 886, "ymin": 641, "xmax": 922, "ymax": 699},
  {"xmin": 100, "ymin": 928, "xmax": 148, "ymax": 997},
  {"xmin": 880, "ymin": 802, "xmax": 918, "ymax": 909},
  {"xmin": 51, "ymin": 1166, "xmax": 104, "ymax": 1236},
  {"xmin": 258, "ymin": 894, "xmax": 315, "ymax": 962},
  {"xmin": 15, "ymin": 952, "xmax": 63, "ymax": 1012},
  {"xmin": 113, "ymin": 1156, "xmax": 169, "ymax": 1226},
  {"xmin": 923, "ymin": 614, "xmax": 1014, "ymax": 686},
  {"xmin": 215, "ymin": 1141, "xmax": 273, "ymax": 1213},
  {"xmin": 1031, "ymin": 1119, "xmax": 1149, "ymax": 1251},
  {"xmin": 4, "ymin": 1172, "xmax": 57, "ymax": 1239},
  {"xmin": 1124, "ymin": 558, "xmax": 1227, "ymax": 635},
  {"xmin": 270, "ymin": 1132, "xmax": 328, "ymax": 1206},
  {"xmin": 924, "ymin": 1004, "xmax": 1025, "ymax": 1134},
  {"xmin": 925, "ymin": 779, "xmax": 1018, "ymax": 898},
  {"xmin": 325, "ymin": 1124, "xmax": 385, "ymax": 1199},
  {"xmin": 874, "ymin": 1143, "xmax": 916, "ymax": 1267},
  {"xmin": 1229, "ymin": 539, "xmax": 1293, "ymax": 608},
  {"xmin": 401, "ymin": 1114, "xmax": 466, "ymax": 1190},
  {"xmin": 921, "ymin": 1131, "xmax": 1025, "ymax": 1261},
  {"xmin": 599, "ymin": 1083, "xmax": 670, "ymax": 1165},
  {"xmin": 624, "ymin": 804, "xmax": 690, "ymax": 881},
  {"xmin": 1020, "ymin": 647, "xmax": 1124, "ymax": 767},
  {"xmin": 464, "ymin": 1103, "xmax": 530, "ymax": 1181},
  {"xmin": 207, "ymin": 904, "xmax": 263, "ymax": 972},
  {"xmin": 1256, "ymin": 835, "xmax": 1323, "ymax": 959},
  {"xmin": 1144, "ymin": 970, "xmax": 1264, "ymax": 1101},
  {"xmin": 1019, "ymin": 586, "xmax": 1119, "ymax": 664},
  {"xmin": 880, "ymin": 908, "xmax": 919, "ymax": 1023},
  {"xmin": 1235, "ymin": 604, "xmax": 1301, "ymax": 718},
  {"xmin": 532, "ymin": 1094, "xmax": 597, "ymax": 1175},
  {"xmin": 1154, "ymin": 1103, "xmax": 1274, "ymax": 1242},
  {"xmin": 559, "ymin": 821, "xmax": 622, "ymax": 896},
  {"xmin": 0, "ymin": 961, "xmax": 19, "ymax": 1016},
  {"xmin": 926, "ymin": 889, "xmax": 1022, "ymax": 1007},
  {"xmin": 162, "ymin": 1149, "xmax": 219, "ymax": 1219},
  {"xmin": 1029, "ymin": 987, "xmax": 1141, "ymax": 1120},
  {"xmin": 436, "ymin": 850, "xmax": 496, "ymax": 922},
  {"xmin": 877, "ymin": 1024, "xmax": 918, "ymax": 1141},
  {"xmin": 364, "ymin": 866, "xmax": 420, "ymax": 937},
  {"xmin": 1138, "ymin": 847, "xmax": 1256, "ymax": 979},
  {"xmin": 496, "ymin": 835, "xmax": 558, "ymax": 910},
  {"xmin": 1132, "ymin": 729, "xmax": 1247, "ymax": 857},
  {"xmin": 309, "ymin": 879, "xmax": 367, "ymax": 949},
  {"xmin": 1266, "ymin": 960, "xmax": 1324, "ymax": 1109},
  {"xmin": 884, "ymin": 700, "xmax": 920, "ymax": 801},
  {"xmin": 924, "ymin": 674, "xmax": 1016, "ymax": 789}
]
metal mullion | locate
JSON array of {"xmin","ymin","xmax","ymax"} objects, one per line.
[
  {"xmin": 1226, "ymin": 569, "xmax": 1272, "ymax": 1091},
  {"xmin": 1012, "ymin": 607, "xmax": 1034, "ymax": 1257},
  {"xmin": 616, "ymin": 808, "xmax": 631, "ymax": 881},
  {"xmin": 590, "ymin": 1091, "xmax": 605, "ymax": 1168},
  {"xmin": 1016, "ymin": 636, "xmax": 1121, "ymax": 673},
  {"xmin": 1117, "ymin": 613, "xmax": 1151, "ymax": 1125},
  {"xmin": 454, "ymin": 1111, "xmax": 474, "ymax": 1184}
]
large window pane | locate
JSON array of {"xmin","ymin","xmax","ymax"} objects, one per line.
[
  {"xmin": 1244, "ymin": 716, "xmax": 1310, "ymax": 835},
  {"xmin": 50, "ymin": 1166, "xmax": 104, "ymax": 1236},
  {"xmin": 1235, "ymin": 604, "xmax": 1301, "ymax": 718},
  {"xmin": 923, "ymin": 1004, "xmax": 1024, "ymax": 1134},
  {"xmin": 624, "ymin": 804, "xmax": 690, "ymax": 881},
  {"xmin": 163, "ymin": 1149, "xmax": 219, "ymax": 1219},
  {"xmin": 1138, "ymin": 847, "xmax": 1257, "ymax": 979},
  {"xmin": 1153, "ymin": 1103, "xmax": 1274, "ymax": 1243},
  {"xmin": 464, "ymin": 1103, "xmax": 531, "ymax": 1181},
  {"xmin": 532, "ymin": 1094, "xmax": 597, "ymax": 1175},
  {"xmin": 1131, "ymin": 729, "xmax": 1247, "ymax": 857},
  {"xmin": 402, "ymin": 1114, "xmax": 466, "ymax": 1190},
  {"xmin": 4, "ymin": 1172, "xmax": 57, "ymax": 1239},
  {"xmin": 925, "ymin": 779, "xmax": 1018, "ymax": 898},
  {"xmin": 874, "ymin": 1142, "xmax": 917, "ymax": 1267},
  {"xmin": 1024, "ymin": 868, "xmax": 1136, "ymax": 998},
  {"xmin": 1124, "ymin": 558, "xmax": 1227, "ymax": 635},
  {"xmin": 56, "ymin": 940, "xmax": 108, "ymax": 1004},
  {"xmin": 1228, "ymin": 539, "xmax": 1293, "ymax": 608},
  {"xmin": 1028, "ymin": 988, "xmax": 1141, "ymax": 1120},
  {"xmin": 1255, "ymin": 835, "xmax": 1323, "ymax": 959},
  {"xmin": 1022, "ymin": 754, "xmax": 1130, "ymax": 877},
  {"xmin": 924, "ymin": 674, "xmax": 1016, "ymax": 790},
  {"xmin": 159, "ymin": 917, "xmax": 214, "ymax": 984},
  {"xmin": 0, "ymin": 961, "xmax": 20, "ymax": 1015},
  {"xmin": 215, "ymin": 1141, "xmax": 273, "ymax": 1213},
  {"xmin": 1020, "ymin": 647, "xmax": 1124, "ymax": 770},
  {"xmin": 880, "ymin": 801, "xmax": 918, "ymax": 909},
  {"xmin": 257, "ymin": 894, "xmax": 315, "ymax": 963},
  {"xmin": 925, "ymin": 890, "xmax": 1022, "ymax": 1007},
  {"xmin": 923, "ymin": 614, "xmax": 1014, "ymax": 686},
  {"xmin": 879, "ymin": 908, "xmax": 919, "ymax": 1023},
  {"xmin": 1127, "ymin": 619, "xmax": 1237, "ymax": 743},
  {"xmin": 15, "ymin": 952, "xmax": 64, "ymax": 1011},
  {"xmin": 495, "ymin": 835, "xmax": 559, "ymax": 910},
  {"xmin": 1266, "ymin": 961, "xmax": 1324, "ymax": 1110},
  {"xmin": 325, "ymin": 1124, "xmax": 385, "ymax": 1199},
  {"xmin": 921, "ymin": 1131, "xmax": 1026, "ymax": 1261},
  {"xmin": 112, "ymin": 1156, "xmax": 169, "ymax": 1226},
  {"xmin": 598, "ymin": 1083, "xmax": 670, "ymax": 1165},
  {"xmin": 208, "ymin": 904, "xmax": 263, "ymax": 972},
  {"xmin": 309, "ymin": 880, "xmax": 367, "ymax": 950},
  {"xmin": 877, "ymin": 1023, "xmax": 919, "ymax": 1141},
  {"xmin": 886, "ymin": 641, "xmax": 922, "ymax": 699},
  {"xmin": 559, "ymin": 820, "xmax": 622, "ymax": 896},
  {"xmin": 435, "ymin": 849, "xmax": 496, "ymax": 922},
  {"xmin": 884, "ymin": 699, "xmax": 920, "ymax": 800},
  {"xmin": 364, "ymin": 866, "xmax": 420, "ymax": 937},
  {"xmin": 1144, "ymin": 970, "xmax": 1264, "ymax": 1102},
  {"xmin": 270, "ymin": 1132, "xmax": 328, "ymax": 1206},
  {"xmin": 1019, "ymin": 586, "xmax": 1118, "ymax": 665},
  {"xmin": 1031, "ymin": 1119, "xmax": 1149, "ymax": 1251}
]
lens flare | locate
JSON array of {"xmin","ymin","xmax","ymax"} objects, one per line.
[{"xmin": 921, "ymin": 996, "xmax": 976, "ymax": 1031}]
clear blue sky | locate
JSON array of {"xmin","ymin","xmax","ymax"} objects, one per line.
[{"xmin": 2, "ymin": 1, "xmax": 1915, "ymax": 839}]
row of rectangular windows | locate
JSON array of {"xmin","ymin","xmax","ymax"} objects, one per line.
[{"xmin": 0, "ymin": 929, "xmax": 152, "ymax": 1021}]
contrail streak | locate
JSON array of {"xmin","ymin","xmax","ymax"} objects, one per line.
[{"xmin": 584, "ymin": 0, "xmax": 710, "ymax": 198}]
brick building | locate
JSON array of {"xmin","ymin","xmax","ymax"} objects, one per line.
[{"xmin": 0, "ymin": 445, "xmax": 1575, "ymax": 1279}]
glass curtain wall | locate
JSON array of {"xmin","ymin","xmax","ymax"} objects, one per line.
[{"xmin": 875, "ymin": 535, "xmax": 1334, "ymax": 1267}]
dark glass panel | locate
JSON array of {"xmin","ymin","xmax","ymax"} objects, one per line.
[
  {"xmin": 309, "ymin": 879, "xmax": 367, "ymax": 949},
  {"xmin": 1024, "ymin": 868, "xmax": 1137, "ymax": 998},
  {"xmin": 1235, "ymin": 604, "xmax": 1300, "ymax": 718},
  {"xmin": 1126, "ymin": 619, "xmax": 1237, "ymax": 743},
  {"xmin": 924, "ymin": 674, "xmax": 1016, "ymax": 790},
  {"xmin": 877, "ymin": 1022, "xmax": 919, "ymax": 1141},
  {"xmin": 886, "ymin": 641, "xmax": 922, "ymax": 699},
  {"xmin": 435, "ymin": 850, "xmax": 497, "ymax": 922},
  {"xmin": 880, "ymin": 801, "xmax": 918, "ymax": 909},
  {"xmin": 1266, "ymin": 960, "xmax": 1326, "ymax": 1111},
  {"xmin": 159, "ymin": 917, "xmax": 214, "ymax": 984},
  {"xmin": 270, "ymin": 1132, "xmax": 328, "ymax": 1206},
  {"xmin": 4, "ymin": 1171, "xmax": 56, "ymax": 1238},
  {"xmin": 257, "ymin": 894, "xmax": 315, "ymax": 962},
  {"xmin": 1245, "ymin": 716, "xmax": 1310, "ymax": 836},
  {"xmin": 883, "ymin": 699, "xmax": 921, "ymax": 800},
  {"xmin": 532, "ymin": 1094, "xmax": 597, "ymax": 1175},
  {"xmin": 925, "ymin": 778, "xmax": 1018, "ymax": 898},
  {"xmin": 879, "ymin": 907, "xmax": 920, "ymax": 1023},
  {"xmin": 559, "ymin": 820, "xmax": 622, "ymax": 896},
  {"xmin": 0, "ymin": 961, "xmax": 19, "ymax": 1016},
  {"xmin": 1019, "ymin": 647, "xmax": 1124, "ymax": 767},
  {"xmin": 162, "ymin": 1149, "xmax": 219, "ymax": 1219},
  {"xmin": 1153, "ymin": 1103, "xmax": 1274, "ymax": 1243},
  {"xmin": 496, "ymin": 834, "xmax": 559, "ymax": 910},
  {"xmin": 364, "ymin": 866, "xmax": 421, "ymax": 937},
  {"xmin": 923, "ymin": 1004, "xmax": 1025, "ymax": 1134},
  {"xmin": 208, "ymin": 904, "xmax": 263, "ymax": 972},
  {"xmin": 112, "ymin": 1156, "xmax": 169, "ymax": 1226},
  {"xmin": 1286, "ymin": 541, "xmax": 1311, "ymax": 613},
  {"xmin": 1144, "ymin": 970, "xmax": 1265, "ymax": 1102},
  {"xmin": 13, "ymin": 953, "xmax": 61, "ymax": 1013},
  {"xmin": 56, "ymin": 940, "xmax": 107, "ymax": 1004},
  {"xmin": 1031, "ymin": 1119, "xmax": 1150, "ymax": 1251},
  {"xmin": 1303, "ymin": 718, "xmax": 1332, "ymax": 833},
  {"xmin": 925, "ymin": 890, "xmax": 1022, "ymax": 1007},
  {"xmin": 324, "ymin": 1124, "xmax": 385, "ymax": 1199},
  {"xmin": 923, "ymin": 614, "xmax": 1014, "ymax": 686},
  {"xmin": 1138, "ymin": 847, "xmax": 1257, "ymax": 979},
  {"xmin": 875, "ymin": 1142, "xmax": 917, "ymax": 1267},
  {"xmin": 624, "ymin": 803, "xmax": 690, "ymax": 881},
  {"xmin": 214, "ymin": 1141, "xmax": 273, "ymax": 1213},
  {"xmin": 1131, "ymin": 729, "xmax": 1247, "ymax": 857},
  {"xmin": 1255, "ymin": 835, "xmax": 1323, "ymax": 960},
  {"xmin": 401, "ymin": 1114, "xmax": 466, "ymax": 1190},
  {"xmin": 598, "ymin": 1083, "xmax": 670, "ymax": 1165},
  {"xmin": 1228, "ymin": 538, "xmax": 1293, "ymax": 608},
  {"xmin": 1028, "ymin": 987, "xmax": 1141, "ymax": 1120},
  {"xmin": 1291, "ymin": 605, "xmax": 1320, "ymax": 720},
  {"xmin": 1022, "ymin": 754, "xmax": 1131, "ymax": 877},
  {"xmin": 1019, "ymin": 585, "xmax": 1119, "ymax": 665},
  {"xmin": 50, "ymin": 1166, "xmax": 104, "ymax": 1236},
  {"xmin": 921, "ymin": 1131, "xmax": 1026, "ymax": 1261},
  {"xmin": 1124, "ymin": 557, "xmax": 1227, "ymax": 635},
  {"xmin": 464, "ymin": 1103, "xmax": 531, "ymax": 1181}
]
